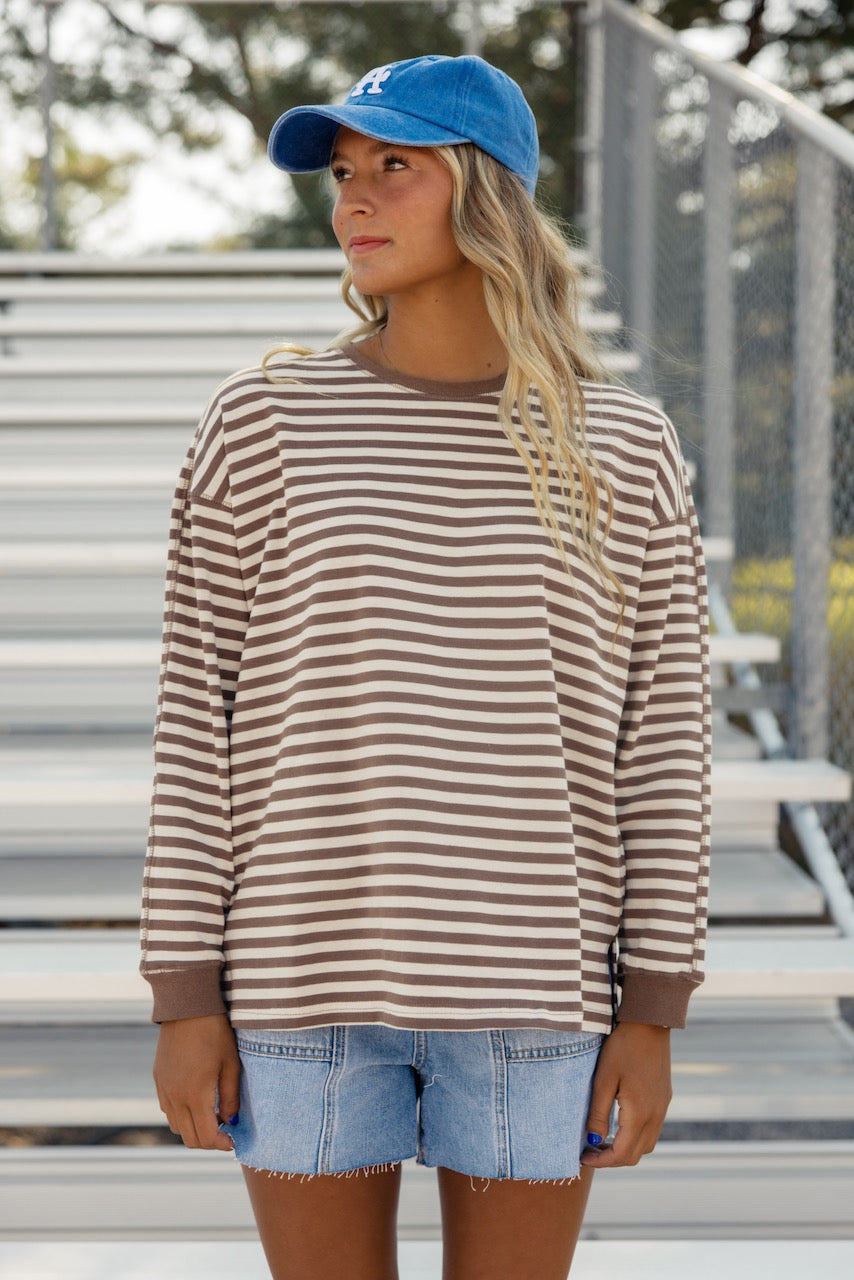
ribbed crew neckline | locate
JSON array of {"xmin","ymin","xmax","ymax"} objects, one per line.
[{"xmin": 343, "ymin": 340, "xmax": 507, "ymax": 400}]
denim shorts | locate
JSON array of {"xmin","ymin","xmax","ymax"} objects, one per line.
[{"xmin": 228, "ymin": 1024, "xmax": 604, "ymax": 1182}]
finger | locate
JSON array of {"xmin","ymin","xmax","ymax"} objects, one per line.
[
  {"xmin": 191, "ymin": 1094, "xmax": 234, "ymax": 1151},
  {"xmin": 583, "ymin": 1080, "xmax": 616, "ymax": 1155},
  {"xmin": 216, "ymin": 1057, "xmax": 242, "ymax": 1129},
  {"xmin": 582, "ymin": 1106, "xmax": 655, "ymax": 1168},
  {"xmin": 176, "ymin": 1099, "xmax": 235, "ymax": 1152},
  {"xmin": 170, "ymin": 1103, "xmax": 204, "ymax": 1149}
]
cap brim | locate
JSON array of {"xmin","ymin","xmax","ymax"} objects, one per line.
[{"xmin": 268, "ymin": 104, "xmax": 469, "ymax": 173}]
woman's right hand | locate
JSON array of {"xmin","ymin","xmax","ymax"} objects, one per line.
[{"xmin": 153, "ymin": 1013, "xmax": 241, "ymax": 1151}]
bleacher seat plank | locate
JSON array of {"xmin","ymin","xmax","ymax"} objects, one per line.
[
  {"xmin": 668, "ymin": 1014, "xmax": 854, "ymax": 1120},
  {"xmin": 0, "ymin": 634, "xmax": 777, "ymax": 669},
  {"xmin": 0, "ymin": 857, "xmax": 145, "ymax": 922},
  {"xmin": 0, "ymin": 306, "xmax": 623, "ymax": 340},
  {"xmin": 3, "ymin": 931, "xmax": 854, "ymax": 1022},
  {"xmin": 0, "ymin": 425, "xmax": 191, "ymax": 464},
  {"xmin": 2, "ymin": 748, "xmax": 847, "ymax": 818},
  {"xmin": 4, "ymin": 1013, "xmax": 853, "ymax": 1128},
  {"xmin": 698, "ymin": 935, "xmax": 854, "ymax": 999},
  {"xmin": 708, "ymin": 633, "xmax": 781, "ymax": 664},
  {"xmin": 711, "ymin": 758, "xmax": 850, "ymax": 803},
  {"xmin": 0, "ymin": 402, "xmax": 204, "ymax": 428},
  {"xmin": 0, "ymin": 271, "xmax": 600, "ymax": 303},
  {"xmin": 3, "ymin": 1240, "xmax": 854, "ymax": 1280},
  {"xmin": 0, "ymin": 843, "xmax": 826, "ymax": 923},
  {"xmin": 708, "ymin": 848, "xmax": 824, "ymax": 917},
  {"xmin": 0, "ymin": 249, "xmax": 347, "ymax": 275},
  {"xmin": 1, "ymin": 1143, "xmax": 853, "ymax": 1240},
  {"xmin": 0, "ymin": 277, "xmax": 345, "ymax": 301}
]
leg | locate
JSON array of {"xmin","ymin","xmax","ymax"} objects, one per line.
[
  {"xmin": 243, "ymin": 1162, "xmax": 402, "ymax": 1280},
  {"xmin": 438, "ymin": 1165, "xmax": 594, "ymax": 1280}
]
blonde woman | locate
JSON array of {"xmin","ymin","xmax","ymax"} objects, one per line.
[{"xmin": 143, "ymin": 55, "xmax": 710, "ymax": 1280}]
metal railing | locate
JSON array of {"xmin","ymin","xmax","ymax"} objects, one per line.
[{"xmin": 580, "ymin": 0, "xmax": 854, "ymax": 885}]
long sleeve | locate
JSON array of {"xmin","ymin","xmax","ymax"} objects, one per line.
[
  {"xmin": 613, "ymin": 427, "xmax": 712, "ymax": 1029},
  {"xmin": 140, "ymin": 399, "xmax": 249, "ymax": 1022}
]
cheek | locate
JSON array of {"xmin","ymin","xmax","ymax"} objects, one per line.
[{"xmin": 331, "ymin": 199, "xmax": 347, "ymax": 246}]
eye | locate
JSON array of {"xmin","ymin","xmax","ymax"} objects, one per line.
[
  {"xmin": 382, "ymin": 153, "xmax": 408, "ymax": 171},
  {"xmin": 331, "ymin": 164, "xmax": 352, "ymax": 183}
]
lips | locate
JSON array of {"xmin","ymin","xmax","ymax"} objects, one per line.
[{"xmin": 349, "ymin": 236, "xmax": 389, "ymax": 254}]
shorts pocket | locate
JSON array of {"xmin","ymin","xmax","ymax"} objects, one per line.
[
  {"xmin": 500, "ymin": 1028, "xmax": 604, "ymax": 1061},
  {"xmin": 235, "ymin": 1026, "xmax": 335, "ymax": 1060}
]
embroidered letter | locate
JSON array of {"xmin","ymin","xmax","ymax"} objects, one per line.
[{"xmin": 350, "ymin": 66, "xmax": 392, "ymax": 97}]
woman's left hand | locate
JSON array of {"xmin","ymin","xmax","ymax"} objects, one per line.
[{"xmin": 579, "ymin": 1021, "xmax": 672, "ymax": 1168}]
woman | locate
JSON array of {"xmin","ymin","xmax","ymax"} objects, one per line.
[{"xmin": 142, "ymin": 54, "xmax": 710, "ymax": 1280}]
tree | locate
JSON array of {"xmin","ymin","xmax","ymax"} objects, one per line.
[
  {"xmin": 641, "ymin": 0, "xmax": 854, "ymax": 127},
  {"xmin": 0, "ymin": 2, "xmax": 588, "ymax": 250}
]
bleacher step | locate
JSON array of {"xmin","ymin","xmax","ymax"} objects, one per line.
[
  {"xmin": 0, "ymin": 634, "xmax": 780, "ymax": 733},
  {"xmin": 3, "ymin": 931, "xmax": 854, "ymax": 1022},
  {"xmin": 1, "ymin": 1144, "xmax": 852, "ymax": 1241},
  {"xmin": 4, "ymin": 1014, "xmax": 853, "ymax": 1128},
  {"xmin": 2, "ymin": 1239, "xmax": 854, "ymax": 1280},
  {"xmin": 1, "ymin": 749, "xmax": 847, "ymax": 822},
  {"xmin": 0, "ymin": 844, "xmax": 827, "ymax": 923},
  {"xmin": 0, "ymin": 634, "xmax": 781, "ymax": 668}
]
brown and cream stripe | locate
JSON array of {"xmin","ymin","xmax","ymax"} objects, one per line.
[{"xmin": 140, "ymin": 342, "xmax": 710, "ymax": 1032}]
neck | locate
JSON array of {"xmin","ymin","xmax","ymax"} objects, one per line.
[{"xmin": 371, "ymin": 276, "xmax": 508, "ymax": 383}]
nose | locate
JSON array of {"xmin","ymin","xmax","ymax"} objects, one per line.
[{"xmin": 334, "ymin": 174, "xmax": 376, "ymax": 219}]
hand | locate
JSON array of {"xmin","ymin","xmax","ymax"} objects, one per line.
[
  {"xmin": 153, "ymin": 1013, "xmax": 241, "ymax": 1152},
  {"xmin": 579, "ymin": 1021, "xmax": 672, "ymax": 1168}
]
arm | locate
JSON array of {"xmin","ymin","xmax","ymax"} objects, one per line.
[
  {"xmin": 141, "ymin": 402, "xmax": 250, "ymax": 1148},
  {"xmin": 585, "ymin": 427, "xmax": 711, "ymax": 1167},
  {"xmin": 140, "ymin": 396, "xmax": 249, "ymax": 1021},
  {"xmin": 612, "ymin": 435, "xmax": 711, "ymax": 1028}
]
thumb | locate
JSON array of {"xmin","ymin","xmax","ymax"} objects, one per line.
[
  {"xmin": 584, "ymin": 1077, "xmax": 616, "ymax": 1151},
  {"xmin": 217, "ymin": 1054, "xmax": 241, "ymax": 1127}
]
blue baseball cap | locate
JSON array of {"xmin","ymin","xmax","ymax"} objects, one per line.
[{"xmin": 268, "ymin": 55, "xmax": 539, "ymax": 196}]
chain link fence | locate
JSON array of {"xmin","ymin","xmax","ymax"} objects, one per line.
[{"xmin": 582, "ymin": 0, "xmax": 854, "ymax": 887}]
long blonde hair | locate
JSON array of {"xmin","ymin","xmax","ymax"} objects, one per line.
[{"xmin": 264, "ymin": 143, "xmax": 623, "ymax": 615}]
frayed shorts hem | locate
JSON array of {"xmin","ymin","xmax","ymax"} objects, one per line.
[{"xmin": 235, "ymin": 1151, "xmax": 581, "ymax": 1188}]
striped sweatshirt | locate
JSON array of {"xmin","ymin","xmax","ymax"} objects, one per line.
[{"xmin": 140, "ymin": 342, "xmax": 711, "ymax": 1033}]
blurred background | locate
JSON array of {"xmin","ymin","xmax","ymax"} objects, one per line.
[{"xmin": 4, "ymin": 0, "xmax": 852, "ymax": 254}]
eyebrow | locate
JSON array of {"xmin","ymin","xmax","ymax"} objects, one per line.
[{"xmin": 329, "ymin": 138, "xmax": 405, "ymax": 165}]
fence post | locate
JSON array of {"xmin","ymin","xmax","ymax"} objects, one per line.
[
  {"xmin": 702, "ymin": 85, "xmax": 735, "ymax": 590},
  {"xmin": 599, "ymin": 3, "xmax": 630, "ymax": 320},
  {"xmin": 792, "ymin": 143, "xmax": 835, "ymax": 761},
  {"xmin": 627, "ymin": 33, "xmax": 656, "ymax": 396},
  {"xmin": 579, "ymin": 0, "xmax": 605, "ymax": 264}
]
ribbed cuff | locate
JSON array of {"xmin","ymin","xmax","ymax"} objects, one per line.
[
  {"xmin": 143, "ymin": 964, "xmax": 226, "ymax": 1023},
  {"xmin": 616, "ymin": 971, "xmax": 702, "ymax": 1029}
]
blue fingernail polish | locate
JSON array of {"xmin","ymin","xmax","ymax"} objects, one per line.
[
  {"xmin": 586, "ymin": 1132, "xmax": 603, "ymax": 1147},
  {"xmin": 228, "ymin": 1113, "xmax": 239, "ymax": 1126}
]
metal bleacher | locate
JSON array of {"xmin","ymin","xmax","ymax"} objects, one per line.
[{"xmin": 1, "ymin": 251, "xmax": 853, "ymax": 1269}]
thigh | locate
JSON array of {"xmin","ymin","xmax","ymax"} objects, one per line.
[
  {"xmin": 244, "ymin": 1162, "xmax": 402, "ymax": 1280},
  {"xmin": 438, "ymin": 1164, "xmax": 594, "ymax": 1280}
]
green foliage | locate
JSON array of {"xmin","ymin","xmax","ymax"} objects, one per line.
[
  {"xmin": 2, "ymin": 3, "xmax": 850, "ymax": 249},
  {"xmin": 0, "ymin": 2, "xmax": 586, "ymax": 251},
  {"xmin": 730, "ymin": 551, "xmax": 854, "ymax": 870}
]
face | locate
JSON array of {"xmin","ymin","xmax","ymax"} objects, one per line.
[{"xmin": 330, "ymin": 126, "xmax": 474, "ymax": 300}]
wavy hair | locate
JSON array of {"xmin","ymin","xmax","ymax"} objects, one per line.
[{"xmin": 264, "ymin": 143, "xmax": 623, "ymax": 618}]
